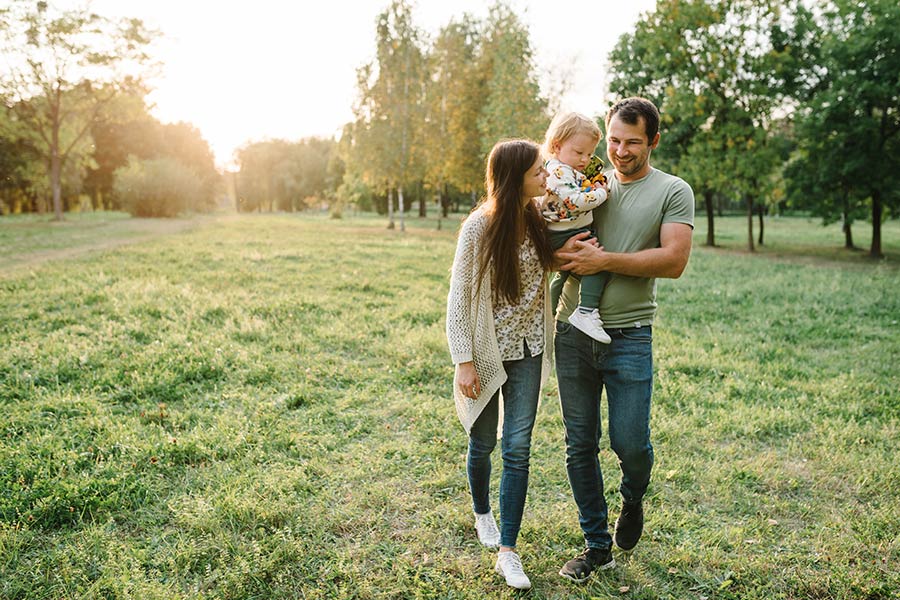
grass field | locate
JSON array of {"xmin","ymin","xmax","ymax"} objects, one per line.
[{"xmin": 1, "ymin": 212, "xmax": 898, "ymax": 599}]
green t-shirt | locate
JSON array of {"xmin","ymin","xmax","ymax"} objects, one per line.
[{"xmin": 557, "ymin": 167, "xmax": 695, "ymax": 328}]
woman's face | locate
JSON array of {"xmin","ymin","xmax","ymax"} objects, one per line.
[{"xmin": 521, "ymin": 155, "xmax": 548, "ymax": 200}]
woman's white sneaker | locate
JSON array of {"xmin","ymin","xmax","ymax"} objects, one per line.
[
  {"xmin": 495, "ymin": 551, "xmax": 531, "ymax": 589},
  {"xmin": 474, "ymin": 511, "xmax": 500, "ymax": 548}
]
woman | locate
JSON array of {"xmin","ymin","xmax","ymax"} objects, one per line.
[{"xmin": 445, "ymin": 139, "xmax": 555, "ymax": 590}]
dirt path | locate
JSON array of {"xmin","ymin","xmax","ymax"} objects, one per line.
[{"xmin": 1, "ymin": 215, "xmax": 217, "ymax": 273}]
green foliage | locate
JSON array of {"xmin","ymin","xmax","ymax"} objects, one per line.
[
  {"xmin": 113, "ymin": 158, "xmax": 204, "ymax": 218},
  {"xmin": 351, "ymin": 0, "xmax": 427, "ymax": 198},
  {"xmin": 235, "ymin": 138, "xmax": 335, "ymax": 212},
  {"xmin": 786, "ymin": 0, "xmax": 900, "ymax": 257},
  {"xmin": 0, "ymin": 213, "xmax": 897, "ymax": 598},
  {"xmin": 0, "ymin": 0, "xmax": 158, "ymax": 219},
  {"xmin": 345, "ymin": 1, "xmax": 548, "ymax": 219},
  {"xmin": 424, "ymin": 16, "xmax": 485, "ymax": 196},
  {"xmin": 475, "ymin": 2, "xmax": 547, "ymax": 155},
  {"xmin": 609, "ymin": 0, "xmax": 802, "ymax": 251}
]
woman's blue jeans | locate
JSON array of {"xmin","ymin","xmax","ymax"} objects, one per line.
[
  {"xmin": 554, "ymin": 320, "xmax": 654, "ymax": 550},
  {"xmin": 467, "ymin": 349, "xmax": 542, "ymax": 548}
]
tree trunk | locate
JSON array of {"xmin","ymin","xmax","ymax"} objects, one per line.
[
  {"xmin": 51, "ymin": 149, "xmax": 63, "ymax": 221},
  {"xmin": 704, "ymin": 190, "xmax": 715, "ymax": 247},
  {"xmin": 418, "ymin": 183, "xmax": 426, "ymax": 218},
  {"xmin": 757, "ymin": 204, "xmax": 765, "ymax": 246},
  {"xmin": 441, "ymin": 183, "xmax": 449, "ymax": 218},
  {"xmin": 841, "ymin": 190, "xmax": 855, "ymax": 249},
  {"xmin": 387, "ymin": 188, "xmax": 395, "ymax": 229},
  {"xmin": 746, "ymin": 194, "xmax": 755, "ymax": 252},
  {"xmin": 398, "ymin": 186, "xmax": 406, "ymax": 232},
  {"xmin": 843, "ymin": 214, "xmax": 854, "ymax": 249},
  {"xmin": 870, "ymin": 189, "xmax": 883, "ymax": 258}
]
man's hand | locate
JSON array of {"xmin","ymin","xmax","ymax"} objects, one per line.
[
  {"xmin": 553, "ymin": 231, "xmax": 600, "ymax": 271},
  {"xmin": 557, "ymin": 240, "xmax": 607, "ymax": 275}
]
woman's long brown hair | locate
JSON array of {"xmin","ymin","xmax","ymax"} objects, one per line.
[{"xmin": 476, "ymin": 139, "xmax": 554, "ymax": 305}]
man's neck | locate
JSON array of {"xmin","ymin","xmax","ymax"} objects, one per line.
[{"xmin": 616, "ymin": 165, "xmax": 653, "ymax": 184}]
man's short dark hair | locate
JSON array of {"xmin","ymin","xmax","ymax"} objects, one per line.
[{"xmin": 605, "ymin": 97, "xmax": 660, "ymax": 143}]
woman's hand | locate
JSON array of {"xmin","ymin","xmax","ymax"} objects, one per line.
[{"xmin": 457, "ymin": 361, "xmax": 481, "ymax": 399}]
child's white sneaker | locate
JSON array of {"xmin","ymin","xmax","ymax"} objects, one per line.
[
  {"xmin": 474, "ymin": 511, "xmax": 500, "ymax": 548},
  {"xmin": 495, "ymin": 551, "xmax": 531, "ymax": 589},
  {"xmin": 569, "ymin": 308, "xmax": 612, "ymax": 344}
]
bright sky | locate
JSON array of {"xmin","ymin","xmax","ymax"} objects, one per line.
[{"xmin": 66, "ymin": 0, "xmax": 657, "ymax": 169}]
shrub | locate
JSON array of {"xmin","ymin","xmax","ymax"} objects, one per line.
[{"xmin": 114, "ymin": 157, "xmax": 203, "ymax": 217}]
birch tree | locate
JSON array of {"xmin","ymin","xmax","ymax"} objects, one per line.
[
  {"xmin": 352, "ymin": 0, "xmax": 426, "ymax": 231},
  {"xmin": 476, "ymin": 2, "xmax": 547, "ymax": 157},
  {"xmin": 423, "ymin": 16, "xmax": 484, "ymax": 220}
]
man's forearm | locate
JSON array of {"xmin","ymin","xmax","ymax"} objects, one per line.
[
  {"xmin": 590, "ymin": 247, "xmax": 687, "ymax": 279},
  {"xmin": 558, "ymin": 222, "xmax": 692, "ymax": 279}
]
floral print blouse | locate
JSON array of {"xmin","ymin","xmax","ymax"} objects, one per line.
[{"xmin": 492, "ymin": 236, "xmax": 545, "ymax": 361}]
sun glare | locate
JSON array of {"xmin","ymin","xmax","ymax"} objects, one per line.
[{"xmin": 50, "ymin": 0, "xmax": 656, "ymax": 170}]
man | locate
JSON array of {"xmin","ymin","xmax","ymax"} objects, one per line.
[{"xmin": 553, "ymin": 97, "xmax": 694, "ymax": 583}]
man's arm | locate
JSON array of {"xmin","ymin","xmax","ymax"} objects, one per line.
[{"xmin": 557, "ymin": 222, "xmax": 693, "ymax": 279}]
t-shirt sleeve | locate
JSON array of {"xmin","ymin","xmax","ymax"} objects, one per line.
[{"xmin": 662, "ymin": 178, "xmax": 695, "ymax": 228}]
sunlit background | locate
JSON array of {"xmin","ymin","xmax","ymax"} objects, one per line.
[{"xmin": 57, "ymin": 0, "xmax": 656, "ymax": 169}]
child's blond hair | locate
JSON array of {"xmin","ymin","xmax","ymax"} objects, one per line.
[{"xmin": 542, "ymin": 112, "xmax": 602, "ymax": 159}]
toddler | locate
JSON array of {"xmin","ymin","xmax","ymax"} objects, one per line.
[{"xmin": 541, "ymin": 112, "xmax": 611, "ymax": 343}]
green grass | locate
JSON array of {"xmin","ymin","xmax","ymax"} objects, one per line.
[
  {"xmin": 1, "ymin": 212, "xmax": 898, "ymax": 599},
  {"xmin": 694, "ymin": 212, "xmax": 900, "ymax": 264}
]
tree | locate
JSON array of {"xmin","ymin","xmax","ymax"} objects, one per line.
[
  {"xmin": 0, "ymin": 1, "xmax": 158, "ymax": 220},
  {"xmin": 235, "ymin": 138, "xmax": 335, "ymax": 213},
  {"xmin": 82, "ymin": 97, "xmax": 156, "ymax": 210},
  {"xmin": 0, "ymin": 109, "xmax": 41, "ymax": 213},
  {"xmin": 423, "ymin": 16, "xmax": 485, "ymax": 220},
  {"xmin": 476, "ymin": 2, "xmax": 547, "ymax": 157},
  {"xmin": 608, "ymin": 0, "xmax": 806, "ymax": 250},
  {"xmin": 352, "ymin": 0, "xmax": 427, "ymax": 231},
  {"xmin": 787, "ymin": 0, "xmax": 900, "ymax": 258},
  {"xmin": 235, "ymin": 140, "xmax": 293, "ymax": 212},
  {"xmin": 158, "ymin": 122, "xmax": 219, "ymax": 211}
]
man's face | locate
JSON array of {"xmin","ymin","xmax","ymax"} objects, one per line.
[{"xmin": 606, "ymin": 115, "xmax": 659, "ymax": 182}]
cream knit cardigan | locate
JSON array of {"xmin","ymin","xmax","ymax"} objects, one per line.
[{"xmin": 446, "ymin": 209, "xmax": 554, "ymax": 434}]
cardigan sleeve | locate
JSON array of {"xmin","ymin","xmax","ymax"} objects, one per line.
[{"xmin": 446, "ymin": 215, "xmax": 483, "ymax": 365}]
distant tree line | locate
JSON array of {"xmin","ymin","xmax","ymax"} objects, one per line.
[
  {"xmin": 3, "ymin": 0, "xmax": 896, "ymax": 256},
  {"xmin": 238, "ymin": 0, "xmax": 898, "ymax": 257}
]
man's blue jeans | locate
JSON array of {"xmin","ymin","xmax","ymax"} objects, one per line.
[
  {"xmin": 554, "ymin": 320, "xmax": 654, "ymax": 550},
  {"xmin": 467, "ymin": 349, "xmax": 542, "ymax": 548}
]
